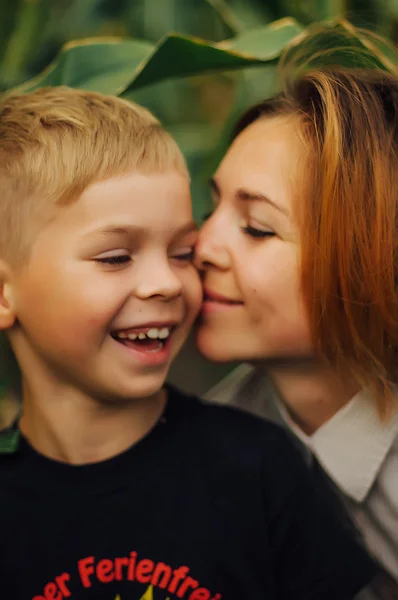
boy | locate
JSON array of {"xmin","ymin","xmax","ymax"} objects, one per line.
[{"xmin": 0, "ymin": 87, "xmax": 378, "ymax": 600}]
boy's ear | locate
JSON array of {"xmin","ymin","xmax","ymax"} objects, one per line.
[{"xmin": 0, "ymin": 260, "xmax": 16, "ymax": 330}]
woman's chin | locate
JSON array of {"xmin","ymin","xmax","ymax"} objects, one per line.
[
  {"xmin": 195, "ymin": 325, "xmax": 314, "ymax": 365},
  {"xmin": 195, "ymin": 328, "xmax": 244, "ymax": 363}
]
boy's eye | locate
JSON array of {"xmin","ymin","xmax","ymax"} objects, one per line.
[
  {"xmin": 95, "ymin": 254, "xmax": 131, "ymax": 265},
  {"xmin": 172, "ymin": 248, "xmax": 195, "ymax": 262}
]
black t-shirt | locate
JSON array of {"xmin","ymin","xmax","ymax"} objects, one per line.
[{"xmin": 0, "ymin": 386, "xmax": 377, "ymax": 600}]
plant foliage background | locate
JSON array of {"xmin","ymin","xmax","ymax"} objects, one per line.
[
  {"xmin": 1, "ymin": 0, "xmax": 398, "ymax": 421},
  {"xmin": 3, "ymin": 0, "xmax": 398, "ymax": 220}
]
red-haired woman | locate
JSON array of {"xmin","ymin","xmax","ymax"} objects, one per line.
[{"xmin": 196, "ymin": 67, "xmax": 398, "ymax": 594}]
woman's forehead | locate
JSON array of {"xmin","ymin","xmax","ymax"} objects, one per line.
[{"xmin": 215, "ymin": 116, "xmax": 307, "ymax": 212}]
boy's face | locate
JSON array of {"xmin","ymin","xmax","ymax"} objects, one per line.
[{"xmin": 6, "ymin": 170, "xmax": 201, "ymax": 401}]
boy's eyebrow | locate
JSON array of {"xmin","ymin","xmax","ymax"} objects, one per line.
[
  {"xmin": 93, "ymin": 225, "xmax": 137, "ymax": 237},
  {"xmin": 83, "ymin": 225, "xmax": 139, "ymax": 239},
  {"xmin": 86, "ymin": 222, "xmax": 198, "ymax": 238}
]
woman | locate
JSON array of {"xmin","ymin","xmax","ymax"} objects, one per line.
[{"xmin": 195, "ymin": 66, "xmax": 398, "ymax": 591}]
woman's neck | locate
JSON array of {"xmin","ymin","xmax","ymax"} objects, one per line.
[
  {"xmin": 266, "ymin": 361, "xmax": 360, "ymax": 435},
  {"xmin": 19, "ymin": 380, "xmax": 166, "ymax": 465}
]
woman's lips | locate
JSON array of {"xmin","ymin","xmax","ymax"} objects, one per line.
[
  {"xmin": 202, "ymin": 288, "xmax": 243, "ymax": 314},
  {"xmin": 203, "ymin": 288, "xmax": 242, "ymax": 303}
]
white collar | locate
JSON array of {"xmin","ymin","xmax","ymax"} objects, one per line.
[{"xmin": 276, "ymin": 388, "xmax": 398, "ymax": 502}]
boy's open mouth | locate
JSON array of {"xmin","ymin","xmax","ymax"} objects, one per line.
[{"xmin": 111, "ymin": 326, "xmax": 173, "ymax": 353}]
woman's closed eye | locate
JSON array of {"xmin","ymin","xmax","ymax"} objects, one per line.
[{"xmin": 240, "ymin": 219, "xmax": 275, "ymax": 239}]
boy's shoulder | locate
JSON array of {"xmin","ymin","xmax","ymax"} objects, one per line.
[
  {"xmin": 168, "ymin": 383, "xmax": 288, "ymax": 438},
  {"xmin": 167, "ymin": 384, "xmax": 306, "ymax": 480},
  {"xmin": 0, "ymin": 385, "xmax": 305, "ymax": 495},
  {"xmin": 0, "ymin": 385, "xmax": 291, "ymax": 459},
  {"xmin": 0, "ymin": 386, "xmax": 296, "ymax": 460}
]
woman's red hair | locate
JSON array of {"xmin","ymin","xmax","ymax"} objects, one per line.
[{"xmin": 234, "ymin": 68, "xmax": 398, "ymax": 417}]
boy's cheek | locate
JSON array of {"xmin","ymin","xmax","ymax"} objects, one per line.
[
  {"xmin": 186, "ymin": 274, "xmax": 203, "ymax": 320},
  {"xmin": 50, "ymin": 312, "xmax": 112, "ymax": 346},
  {"xmin": 15, "ymin": 298, "xmax": 108, "ymax": 354}
]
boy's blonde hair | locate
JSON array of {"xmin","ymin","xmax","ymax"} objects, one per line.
[{"xmin": 0, "ymin": 87, "xmax": 188, "ymax": 266}]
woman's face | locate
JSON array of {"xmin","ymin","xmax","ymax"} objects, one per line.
[{"xmin": 195, "ymin": 116, "xmax": 313, "ymax": 364}]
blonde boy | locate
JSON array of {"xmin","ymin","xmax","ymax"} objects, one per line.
[{"xmin": 0, "ymin": 88, "xmax": 377, "ymax": 600}]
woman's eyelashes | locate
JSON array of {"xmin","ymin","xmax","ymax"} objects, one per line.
[
  {"xmin": 202, "ymin": 204, "xmax": 275, "ymax": 239},
  {"xmin": 239, "ymin": 219, "xmax": 275, "ymax": 239}
]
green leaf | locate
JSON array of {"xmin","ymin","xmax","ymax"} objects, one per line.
[
  {"xmin": 11, "ymin": 18, "xmax": 304, "ymax": 96},
  {"xmin": 0, "ymin": 429, "xmax": 20, "ymax": 454},
  {"xmin": 12, "ymin": 37, "xmax": 154, "ymax": 95},
  {"xmin": 315, "ymin": 0, "xmax": 345, "ymax": 20},
  {"xmin": 356, "ymin": 25, "xmax": 398, "ymax": 70},
  {"xmin": 220, "ymin": 17, "xmax": 303, "ymax": 58},
  {"xmin": 0, "ymin": 0, "xmax": 50, "ymax": 88},
  {"xmin": 0, "ymin": 333, "xmax": 21, "ymax": 399},
  {"xmin": 280, "ymin": 19, "xmax": 398, "ymax": 78},
  {"xmin": 127, "ymin": 34, "xmax": 266, "ymax": 91},
  {"xmin": 0, "ymin": 0, "xmax": 24, "ymax": 64},
  {"xmin": 204, "ymin": 0, "xmax": 244, "ymax": 35}
]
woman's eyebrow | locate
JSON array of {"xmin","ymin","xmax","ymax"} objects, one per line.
[
  {"xmin": 210, "ymin": 178, "xmax": 290, "ymax": 218},
  {"xmin": 235, "ymin": 187, "xmax": 289, "ymax": 217}
]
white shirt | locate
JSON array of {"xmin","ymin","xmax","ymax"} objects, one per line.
[{"xmin": 205, "ymin": 365, "xmax": 398, "ymax": 585}]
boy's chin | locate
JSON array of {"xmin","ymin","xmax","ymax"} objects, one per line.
[{"xmin": 96, "ymin": 372, "xmax": 169, "ymax": 405}]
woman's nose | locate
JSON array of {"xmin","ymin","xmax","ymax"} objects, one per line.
[{"xmin": 195, "ymin": 216, "xmax": 230, "ymax": 271}]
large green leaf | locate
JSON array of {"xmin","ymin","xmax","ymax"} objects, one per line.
[
  {"xmin": 128, "ymin": 19, "xmax": 303, "ymax": 91},
  {"xmin": 204, "ymin": 0, "xmax": 244, "ymax": 34},
  {"xmin": 12, "ymin": 18, "xmax": 304, "ymax": 95},
  {"xmin": 280, "ymin": 19, "xmax": 398, "ymax": 78},
  {"xmin": 12, "ymin": 16, "xmax": 398, "ymax": 99},
  {"xmin": 12, "ymin": 37, "xmax": 154, "ymax": 95},
  {"xmin": 220, "ymin": 18, "xmax": 303, "ymax": 57}
]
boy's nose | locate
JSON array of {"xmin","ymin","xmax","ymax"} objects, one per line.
[{"xmin": 134, "ymin": 261, "xmax": 182, "ymax": 301}]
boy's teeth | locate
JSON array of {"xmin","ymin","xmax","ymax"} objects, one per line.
[
  {"xmin": 115, "ymin": 327, "xmax": 171, "ymax": 341},
  {"xmin": 147, "ymin": 328, "xmax": 159, "ymax": 339},
  {"xmin": 147, "ymin": 327, "xmax": 170, "ymax": 340}
]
